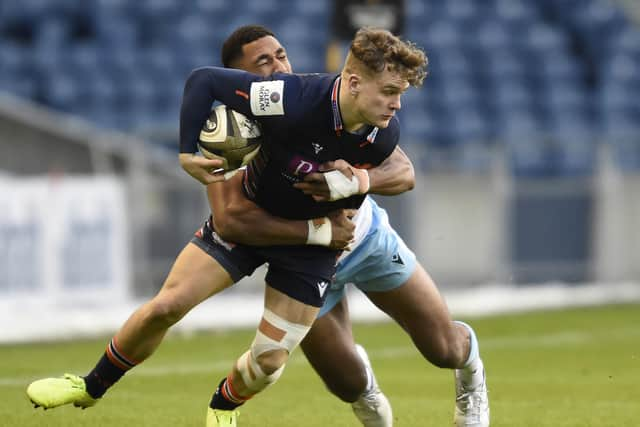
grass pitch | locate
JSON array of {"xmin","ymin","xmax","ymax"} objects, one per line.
[{"xmin": 1, "ymin": 303, "xmax": 638, "ymax": 426}]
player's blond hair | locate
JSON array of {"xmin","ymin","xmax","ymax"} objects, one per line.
[{"xmin": 343, "ymin": 27, "xmax": 428, "ymax": 87}]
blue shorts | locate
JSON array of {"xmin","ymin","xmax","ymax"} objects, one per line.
[{"xmin": 318, "ymin": 198, "xmax": 417, "ymax": 317}]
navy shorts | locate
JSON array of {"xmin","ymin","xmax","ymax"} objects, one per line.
[{"xmin": 191, "ymin": 217, "xmax": 338, "ymax": 307}]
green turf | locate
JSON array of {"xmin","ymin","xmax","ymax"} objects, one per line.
[{"xmin": 2, "ymin": 303, "xmax": 638, "ymax": 426}]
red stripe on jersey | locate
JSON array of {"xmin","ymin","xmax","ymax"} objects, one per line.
[{"xmin": 235, "ymin": 90, "xmax": 249, "ymax": 100}]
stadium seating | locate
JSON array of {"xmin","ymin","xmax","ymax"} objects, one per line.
[{"xmin": 0, "ymin": 0, "xmax": 638, "ymax": 174}]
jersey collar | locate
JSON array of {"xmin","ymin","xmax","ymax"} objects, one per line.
[
  {"xmin": 331, "ymin": 76, "xmax": 343, "ymax": 136},
  {"xmin": 331, "ymin": 75, "xmax": 379, "ymax": 144}
]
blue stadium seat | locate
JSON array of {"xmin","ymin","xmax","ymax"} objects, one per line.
[
  {"xmin": 481, "ymin": 51, "xmax": 527, "ymax": 81},
  {"xmin": 432, "ymin": 48, "xmax": 472, "ymax": 78},
  {"xmin": 413, "ymin": 21, "xmax": 462, "ymax": 51},
  {"xmin": 536, "ymin": 53, "xmax": 586, "ymax": 84},
  {"xmin": 600, "ymin": 53, "xmax": 640, "ymax": 86},
  {"xmin": 62, "ymin": 43, "xmax": 101, "ymax": 77},
  {"xmin": 539, "ymin": 83, "xmax": 592, "ymax": 119},
  {"xmin": 434, "ymin": 77, "xmax": 478, "ymax": 111},
  {"xmin": 520, "ymin": 23, "xmax": 569, "ymax": 54},
  {"xmin": 100, "ymin": 46, "xmax": 138, "ymax": 78},
  {"xmin": 598, "ymin": 82, "xmax": 640, "ymax": 117},
  {"xmin": 609, "ymin": 27, "xmax": 640, "ymax": 55},
  {"xmin": 192, "ymin": 0, "xmax": 229, "ymax": 16},
  {"xmin": 447, "ymin": 107, "xmax": 490, "ymax": 144},
  {"xmin": 492, "ymin": 0, "xmax": 538, "ymax": 31},
  {"xmin": 40, "ymin": 72, "xmax": 85, "ymax": 111},
  {"xmin": 468, "ymin": 19, "xmax": 512, "ymax": 50},
  {"xmin": 441, "ymin": 0, "xmax": 480, "ymax": 25},
  {"xmin": 0, "ymin": 42, "xmax": 32, "ymax": 74},
  {"xmin": 93, "ymin": 15, "xmax": 139, "ymax": 49},
  {"xmin": 34, "ymin": 17, "xmax": 70, "ymax": 48},
  {"xmin": 292, "ymin": 0, "xmax": 329, "ymax": 19}
]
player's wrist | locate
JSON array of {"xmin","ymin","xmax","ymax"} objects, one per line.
[
  {"xmin": 306, "ymin": 217, "xmax": 332, "ymax": 246},
  {"xmin": 353, "ymin": 168, "xmax": 370, "ymax": 194},
  {"xmin": 324, "ymin": 168, "xmax": 370, "ymax": 201}
]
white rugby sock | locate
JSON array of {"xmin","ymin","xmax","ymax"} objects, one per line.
[{"xmin": 454, "ymin": 321, "xmax": 484, "ymax": 388}]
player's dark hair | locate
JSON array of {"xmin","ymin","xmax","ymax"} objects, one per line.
[
  {"xmin": 346, "ymin": 27, "xmax": 428, "ymax": 87},
  {"xmin": 222, "ymin": 25, "xmax": 276, "ymax": 68}
]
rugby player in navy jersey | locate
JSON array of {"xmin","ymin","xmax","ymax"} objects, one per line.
[
  {"xmin": 205, "ymin": 26, "xmax": 489, "ymax": 427},
  {"xmin": 178, "ymin": 27, "xmax": 425, "ymax": 427},
  {"xmin": 26, "ymin": 27, "xmax": 488, "ymax": 427}
]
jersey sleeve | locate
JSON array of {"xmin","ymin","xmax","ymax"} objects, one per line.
[{"xmin": 179, "ymin": 67, "xmax": 303, "ymax": 154}]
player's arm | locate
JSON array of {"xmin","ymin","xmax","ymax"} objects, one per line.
[
  {"xmin": 362, "ymin": 145, "xmax": 414, "ymax": 195},
  {"xmin": 293, "ymin": 145, "xmax": 415, "ymax": 201},
  {"xmin": 179, "ymin": 67, "xmax": 295, "ymax": 184},
  {"xmin": 208, "ymin": 172, "xmax": 355, "ymax": 250}
]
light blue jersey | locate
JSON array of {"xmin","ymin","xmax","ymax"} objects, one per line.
[{"xmin": 319, "ymin": 196, "xmax": 417, "ymax": 317}]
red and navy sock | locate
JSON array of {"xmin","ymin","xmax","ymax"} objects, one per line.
[
  {"xmin": 210, "ymin": 375, "xmax": 251, "ymax": 410},
  {"xmin": 84, "ymin": 338, "xmax": 138, "ymax": 399}
]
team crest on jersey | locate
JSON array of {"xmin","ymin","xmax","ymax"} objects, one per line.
[
  {"xmin": 312, "ymin": 142, "xmax": 324, "ymax": 154},
  {"xmin": 250, "ymin": 80, "xmax": 284, "ymax": 116}
]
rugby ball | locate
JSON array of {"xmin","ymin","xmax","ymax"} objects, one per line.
[{"xmin": 198, "ymin": 104, "xmax": 262, "ymax": 170}]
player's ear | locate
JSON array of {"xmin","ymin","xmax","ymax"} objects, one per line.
[{"xmin": 347, "ymin": 74, "xmax": 361, "ymax": 97}]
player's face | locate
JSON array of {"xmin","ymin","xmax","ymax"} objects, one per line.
[
  {"xmin": 355, "ymin": 68, "xmax": 409, "ymax": 128},
  {"xmin": 235, "ymin": 35, "xmax": 292, "ymax": 76}
]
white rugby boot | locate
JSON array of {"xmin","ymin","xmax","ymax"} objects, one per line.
[
  {"xmin": 454, "ymin": 359, "xmax": 490, "ymax": 426},
  {"xmin": 351, "ymin": 344, "xmax": 393, "ymax": 427}
]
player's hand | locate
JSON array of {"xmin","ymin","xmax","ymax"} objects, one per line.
[
  {"xmin": 327, "ymin": 208, "xmax": 357, "ymax": 250},
  {"xmin": 179, "ymin": 153, "xmax": 226, "ymax": 185},
  {"xmin": 294, "ymin": 159, "xmax": 369, "ymax": 202}
]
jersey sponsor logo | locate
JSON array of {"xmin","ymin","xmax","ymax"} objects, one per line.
[
  {"xmin": 250, "ymin": 80, "xmax": 284, "ymax": 116},
  {"xmin": 317, "ymin": 281, "xmax": 329, "ymax": 297},
  {"xmin": 287, "ymin": 155, "xmax": 319, "ymax": 178}
]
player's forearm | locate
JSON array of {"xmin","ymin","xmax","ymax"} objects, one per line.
[
  {"xmin": 207, "ymin": 178, "xmax": 309, "ymax": 246},
  {"xmin": 214, "ymin": 207, "xmax": 309, "ymax": 246},
  {"xmin": 367, "ymin": 146, "xmax": 415, "ymax": 195}
]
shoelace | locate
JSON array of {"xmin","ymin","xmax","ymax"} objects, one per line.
[
  {"xmin": 456, "ymin": 384, "xmax": 486, "ymax": 421},
  {"xmin": 353, "ymin": 387, "xmax": 382, "ymax": 413},
  {"xmin": 63, "ymin": 374, "xmax": 84, "ymax": 390}
]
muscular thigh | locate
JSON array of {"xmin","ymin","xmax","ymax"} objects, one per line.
[
  {"xmin": 365, "ymin": 263, "xmax": 452, "ymax": 333},
  {"xmin": 158, "ymin": 242, "xmax": 235, "ymax": 309}
]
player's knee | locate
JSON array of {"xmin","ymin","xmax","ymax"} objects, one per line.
[
  {"xmin": 255, "ymin": 349, "xmax": 289, "ymax": 375},
  {"xmin": 421, "ymin": 333, "xmax": 467, "ymax": 369},
  {"xmin": 144, "ymin": 294, "xmax": 189, "ymax": 327},
  {"xmin": 325, "ymin": 370, "xmax": 367, "ymax": 402}
]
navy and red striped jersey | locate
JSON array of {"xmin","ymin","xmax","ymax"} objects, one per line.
[{"xmin": 180, "ymin": 67, "xmax": 399, "ymax": 219}]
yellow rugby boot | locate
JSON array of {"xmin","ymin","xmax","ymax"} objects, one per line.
[
  {"xmin": 206, "ymin": 408, "xmax": 239, "ymax": 427},
  {"xmin": 27, "ymin": 373, "xmax": 97, "ymax": 409}
]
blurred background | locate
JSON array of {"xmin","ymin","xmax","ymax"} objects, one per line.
[{"xmin": 1, "ymin": 0, "xmax": 639, "ymax": 342}]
